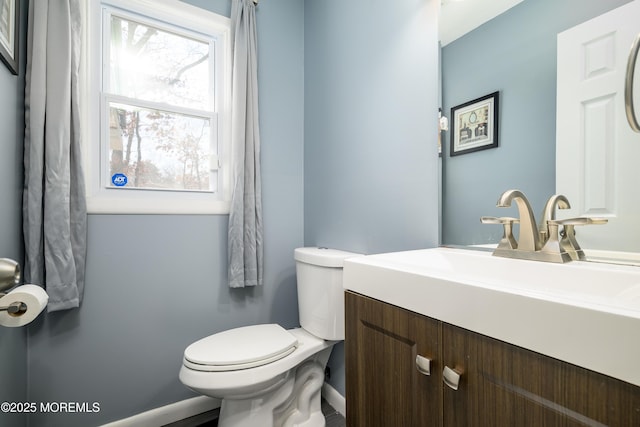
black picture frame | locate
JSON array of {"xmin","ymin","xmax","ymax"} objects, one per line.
[
  {"xmin": 0, "ymin": 0, "xmax": 18, "ymax": 75},
  {"xmin": 450, "ymin": 91, "xmax": 499, "ymax": 156}
]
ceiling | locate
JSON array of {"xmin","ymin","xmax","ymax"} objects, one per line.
[{"xmin": 440, "ymin": 0, "xmax": 524, "ymax": 46}]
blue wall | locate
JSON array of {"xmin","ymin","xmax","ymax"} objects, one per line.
[
  {"xmin": 441, "ymin": 0, "xmax": 632, "ymax": 246},
  {"xmin": 0, "ymin": 1, "xmax": 27, "ymax": 426},
  {"xmin": 304, "ymin": 0, "xmax": 440, "ymax": 395},
  {"xmin": 26, "ymin": 1, "xmax": 305, "ymax": 425}
]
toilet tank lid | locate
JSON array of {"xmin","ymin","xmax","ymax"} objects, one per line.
[{"xmin": 294, "ymin": 247, "xmax": 361, "ymax": 267}]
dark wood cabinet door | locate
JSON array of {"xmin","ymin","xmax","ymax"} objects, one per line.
[
  {"xmin": 345, "ymin": 291, "xmax": 443, "ymax": 427},
  {"xmin": 443, "ymin": 324, "xmax": 640, "ymax": 427}
]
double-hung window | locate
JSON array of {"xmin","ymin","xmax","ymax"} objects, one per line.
[{"xmin": 85, "ymin": 0, "xmax": 231, "ymax": 214}]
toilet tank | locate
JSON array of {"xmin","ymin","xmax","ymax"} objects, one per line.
[{"xmin": 294, "ymin": 247, "xmax": 360, "ymax": 341}]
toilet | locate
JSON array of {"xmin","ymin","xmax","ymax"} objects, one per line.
[{"xmin": 179, "ymin": 247, "xmax": 359, "ymax": 427}]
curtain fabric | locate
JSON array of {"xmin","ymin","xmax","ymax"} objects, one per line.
[
  {"xmin": 228, "ymin": 0, "xmax": 263, "ymax": 288},
  {"xmin": 23, "ymin": 0, "xmax": 87, "ymax": 312}
]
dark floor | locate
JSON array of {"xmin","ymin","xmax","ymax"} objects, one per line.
[
  {"xmin": 162, "ymin": 398, "xmax": 345, "ymax": 427},
  {"xmin": 321, "ymin": 398, "xmax": 346, "ymax": 427}
]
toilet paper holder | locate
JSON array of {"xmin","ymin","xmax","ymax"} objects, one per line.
[
  {"xmin": 0, "ymin": 301, "xmax": 27, "ymax": 315},
  {"xmin": 0, "ymin": 258, "xmax": 26, "ymax": 315}
]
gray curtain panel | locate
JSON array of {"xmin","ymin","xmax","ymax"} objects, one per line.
[
  {"xmin": 228, "ymin": 0, "xmax": 263, "ymax": 288},
  {"xmin": 23, "ymin": 0, "xmax": 87, "ymax": 312}
]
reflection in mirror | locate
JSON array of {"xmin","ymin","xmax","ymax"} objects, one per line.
[
  {"xmin": 556, "ymin": 1, "xmax": 640, "ymax": 260},
  {"xmin": 440, "ymin": 0, "xmax": 639, "ymax": 265}
]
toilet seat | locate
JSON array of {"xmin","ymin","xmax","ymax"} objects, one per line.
[{"xmin": 183, "ymin": 324, "xmax": 298, "ymax": 372}]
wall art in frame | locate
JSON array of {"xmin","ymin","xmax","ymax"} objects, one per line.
[
  {"xmin": 0, "ymin": 0, "xmax": 18, "ymax": 75},
  {"xmin": 450, "ymin": 91, "xmax": 499, "ymax": 156}
]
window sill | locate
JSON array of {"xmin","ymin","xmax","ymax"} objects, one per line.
[{"xmin": 86, "ymin": 194, "xmax": 230, "ymax": 215}]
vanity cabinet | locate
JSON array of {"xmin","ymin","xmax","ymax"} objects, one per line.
[{"xmin": 345, "ymin": 291, "xmax": 640, "ymax": 426}]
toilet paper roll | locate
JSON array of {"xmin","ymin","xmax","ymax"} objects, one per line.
[{"xmin": 0, "ymin": 285, "xmax": 48, "ymax": 327}]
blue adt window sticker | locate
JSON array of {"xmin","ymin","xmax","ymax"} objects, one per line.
[{"xmin": 112, "ymin": 173, "xmax": 128, "ymax": 187}]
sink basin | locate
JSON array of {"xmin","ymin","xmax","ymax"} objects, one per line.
[{"xmin": 343, "ymin": 246, "xmax": 640, "ymax": 387}]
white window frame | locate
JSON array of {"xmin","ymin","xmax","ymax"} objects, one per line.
[{"xmin": 83, "ymin": 0, "xmax": 232, "ymax": 214}]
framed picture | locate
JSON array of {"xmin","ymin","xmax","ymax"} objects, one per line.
[
  {"xmin": 0, "ymin": 0, "xmax": 18, "ymax": 75},
  {"xmin": 450, "ymin": 91, "xmax": 499, "ymax": 156}
]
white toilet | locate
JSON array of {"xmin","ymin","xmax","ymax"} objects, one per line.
[{"xmin": 179, "ymin": 247, "xmax": 358, "ymax": 427}]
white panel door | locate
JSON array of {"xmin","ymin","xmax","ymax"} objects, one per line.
[{"xmin": 556, "ymin": 0, "xmax": 640, "ymax": 252}]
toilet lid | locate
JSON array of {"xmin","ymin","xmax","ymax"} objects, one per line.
[{"xmin": 184, "ymin": 324, "xmax": 298, "ymax": 372}]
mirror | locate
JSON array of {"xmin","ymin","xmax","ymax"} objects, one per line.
[{"xmin": 439, "ymin": 0, "xmax": 640, "ymax": 265}]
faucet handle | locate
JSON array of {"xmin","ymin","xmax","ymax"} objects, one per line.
[
  {"xmin": 481, "ymin": 216, "xmax": 519, "ymax": 250},
  {"xmin": 550, "ymin": 217, "xmax": 608, "ymax": 226},
  {"xmin": 480, "ymin": 216, "xmax": 519, "ymax": 225},
  {"xmin": 548, "ymin": 217, "xmax": 608, "ymax": 260}
]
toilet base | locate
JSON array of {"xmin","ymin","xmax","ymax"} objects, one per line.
[{"xmin": 218, "ymin": 346, "xmax": 332, "ymax": 427}]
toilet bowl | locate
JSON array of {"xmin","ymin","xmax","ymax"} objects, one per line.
[{"xmin": 179, "ymin": 247, "xmax": 359, "ymax": 427}]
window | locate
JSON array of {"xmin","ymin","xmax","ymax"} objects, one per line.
[{"xmin": 85, "ymin": 0, "xmax": 231, "ymax": 214}]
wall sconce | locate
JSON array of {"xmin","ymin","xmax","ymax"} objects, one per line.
[
  {"xmin": 439, "ymin": 108, "xmax": 449, "ymax": 132},
  {"xmin": 0, "ymin": 258, "xmax": 21, "ymax": 294}
]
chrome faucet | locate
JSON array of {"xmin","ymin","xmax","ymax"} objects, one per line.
[{"xmin": 481, "ymin": 190, "xmax": 607, "ymax": 263}]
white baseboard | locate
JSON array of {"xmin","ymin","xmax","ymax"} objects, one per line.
[
  {"xmin": 100, "ymin": 396, "xmax": 221, "ymax": 427},
  {"xmin": 322, "ymin": 382, "xmax": 346, "ymax": 417},
  {"xmin": 100, "ymin": 383, "xmax": 342, "ymax": 426}
]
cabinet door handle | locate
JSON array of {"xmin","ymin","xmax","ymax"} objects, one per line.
[
  {"xmin": 415, "ymin": 355, "xmax": 431, "ymax": 376},
  {"xmin": 443, "ymin": 366, "xmax": 461, "ymax": 390}
]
